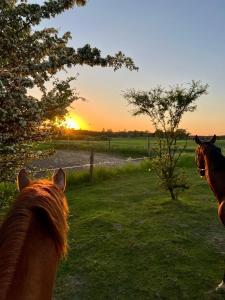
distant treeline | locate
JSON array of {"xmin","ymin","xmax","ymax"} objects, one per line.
[
  {"xmin": 53, "ymin": 128, "xmax": 193, "ymax": 140},
  {"xmin": 54, "ymin": 129, "xmax": 151, "ymax": 140}
]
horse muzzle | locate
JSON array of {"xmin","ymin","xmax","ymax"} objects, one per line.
[{"xmin": 199, "ymin": 169, "xmax": 205, "ymax": 177}]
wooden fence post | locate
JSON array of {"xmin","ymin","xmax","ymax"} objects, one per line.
[
  {"xmin": 108, "ymin": 137, "xmax": 111, "ymax": 151},
  {"xmin": 90, "ymin": 149, "xmax": 94, "ymax": 182},
  {"xmin": 147, "ymin": 136, "xmax": 150, "ymax": 156}
]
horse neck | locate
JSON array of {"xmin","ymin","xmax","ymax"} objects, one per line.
[
  {"xmin": 204, "ymin": 154, "xmax": 225, "ymax": 203},
  {"xmin": 0, "ymin": 211, "xmax": 59, "ymax": 300}
]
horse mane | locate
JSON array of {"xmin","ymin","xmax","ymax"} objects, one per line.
[
  {"xmin": 207, "ymin": 143, "xmax": 225, "ymax": 170},
  {"xmin": 0, "ymin": 180, "xmax": 68, "ymax": 300}
]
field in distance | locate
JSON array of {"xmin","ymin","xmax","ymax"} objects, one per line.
[{"xmin": 36, "ymin": 137, "xmax": 225, "ymax": 158}]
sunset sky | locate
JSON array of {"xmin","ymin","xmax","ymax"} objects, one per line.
[{"xmin": 39, "ymin": 0, "xmax": 225, "ymax": 135}]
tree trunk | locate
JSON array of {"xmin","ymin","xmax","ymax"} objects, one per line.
[{"xmin": 169, "ymin": 187, "xmax": 176, "ymax": 200}]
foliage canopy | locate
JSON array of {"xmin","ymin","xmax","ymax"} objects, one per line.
[{"xmin": 0, "ymin": 0, "xmax": 138, "ymax": 181}]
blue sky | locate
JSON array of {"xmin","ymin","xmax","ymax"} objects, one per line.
[{"xmin": 39, "ymin": 0, "xmax": 225, "ymax": 134}]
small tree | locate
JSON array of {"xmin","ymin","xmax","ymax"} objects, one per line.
[{"xmin": 123, "ymin": 81, "xmax": 208, "ymax": 200}]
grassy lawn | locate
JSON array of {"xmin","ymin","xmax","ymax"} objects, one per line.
[
  {"xmin": 3, "ymin": 138, "xmax": 225, "ymax": 299},
  {"xmin": 54, "ymin": 167, "xmax": 225, "ymax": 300}
]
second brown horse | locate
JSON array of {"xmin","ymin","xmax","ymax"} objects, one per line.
[{"xmin": 195, "ymin": 134, "xmax": 225, "ymax": 290}]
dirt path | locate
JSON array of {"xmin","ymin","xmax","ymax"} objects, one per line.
[{"xmin": 28, "ymin": 150, "xmax": 138, "ymax": 172}]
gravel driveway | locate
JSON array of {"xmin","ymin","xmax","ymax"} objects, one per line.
[{"xmin": 28, "ymin": 150, "xmax": 134, "ymax": 173}]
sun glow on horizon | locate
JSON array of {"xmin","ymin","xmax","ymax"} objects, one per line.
[
  {"xmin": 61, "ymin": 112, "xmax": 88, "ymax": 130},
  {"xmin": 64, "ymin": 117, "xmax": 80, "ymax": 129}
]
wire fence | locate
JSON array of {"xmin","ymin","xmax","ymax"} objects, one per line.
[
  {"xmin": 30, "ymin": 156, "xmax": 147, "ymax": 175},
  {"xmin": 50, "ymin": 136, "xmax": 154, "ymax": 157}
]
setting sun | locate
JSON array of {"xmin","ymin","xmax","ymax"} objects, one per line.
[
  {"xmin": 64, "ymin": 117, "xmax": 80, "ymax": 129},
  {"xmin": 59, "ymin": 112, "xmax": 88, "ymax": 130}
]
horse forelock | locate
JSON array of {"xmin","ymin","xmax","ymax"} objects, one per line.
[{"xmin": 0, "ymin": 179, "xmax": 68, "ymax": 300}]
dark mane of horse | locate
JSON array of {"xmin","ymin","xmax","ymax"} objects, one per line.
[
  {"xmin": 207, "ymin": 143, "xmax": 225, "ymax": 170},
  {"xmin": 0, "ymin": 180, "xmax": 68, "ymax": 299}
]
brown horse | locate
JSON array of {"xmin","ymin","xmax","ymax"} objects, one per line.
[
  {"xmin": 0, "ymin": 168, "xmax": 68, "ymax": 300},
  {"xmin": 195, "ymin": 134, "xmax": 225, "ymax": 290}
]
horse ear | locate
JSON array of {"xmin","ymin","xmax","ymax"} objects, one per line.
[
  {"xmin": 210, "ymin": 134, "xmax": 216, "ymax": 144},
  {"xmin": 195, "ymin": 135, "xmax": 202, "ymax": 145},
  {"xmin": 17, "ymin": 169, "xmax": 30, "ymax": 191},
  {"xmin": 52, "ymin": 168, "xmax": 66, "ymax": 192}
]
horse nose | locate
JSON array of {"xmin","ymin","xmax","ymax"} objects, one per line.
[{"xmin": 200, "ymin": 169, "xmax": 205, "ymax": 177}]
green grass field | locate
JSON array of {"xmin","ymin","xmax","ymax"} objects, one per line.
[
  {"xmin": 54, "ymin": 164, "xmax": 225, "ymax": 300},
  {"xmin": 3, "ymin": 138, "xmax": 225, "ymax": 299},
  {"xmin": 37, "ymin": 137, "xmax": 225, "ymax": 158}
]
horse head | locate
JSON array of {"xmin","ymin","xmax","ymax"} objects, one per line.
[
  {"xmin": 0, "ymin": 168, "xmax": 68, "ymax": 300},
  {"xmin": 195, "ymin": 135, "xmax": 216, "ymax": 177}
]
